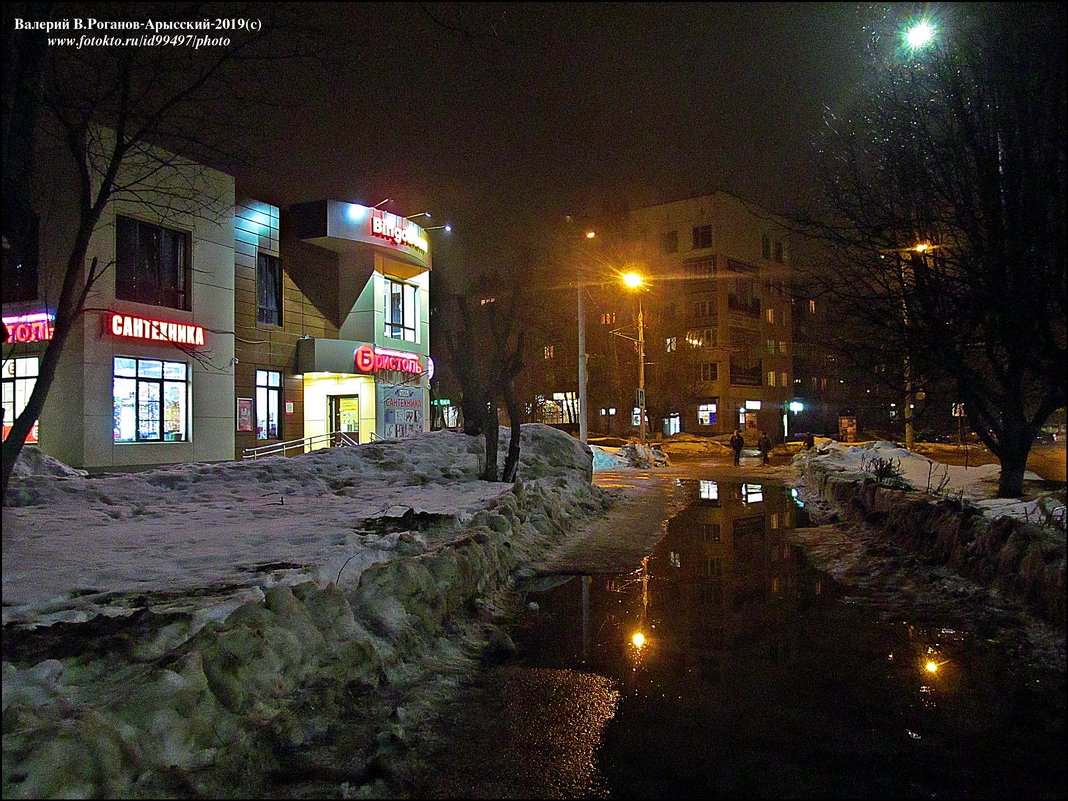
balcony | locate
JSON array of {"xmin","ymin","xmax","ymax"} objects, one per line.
[
  {"xmin": 729, "ymin": 361, "xmax": 763, "ymax": 386},
  {"xmin": 727, "ymin": 294, "xmax": 761, "ymax": 317}
]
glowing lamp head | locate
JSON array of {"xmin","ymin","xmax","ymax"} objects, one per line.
[
  {"xmin": 586, "ymin": 230, "xmax": 596, "ymax": 239},
  {"xmin": 631, "ymin": 631, "xmax": 646, "ymax": 649},
  {"xmin": 622, "ymin": 272, "xmax": 645, "ymax": 289},
  {"xmin": 904, "ymin": 20, "xmax": 936, "ymax": 51},
  {"xmin": 925, "ymin": 660, "xmax": 939, "ymax": 674}
]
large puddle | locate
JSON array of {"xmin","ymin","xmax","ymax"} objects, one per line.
[{"xmin": 406, "ymin": 479, "xmax": 1065, "ymax": 799}]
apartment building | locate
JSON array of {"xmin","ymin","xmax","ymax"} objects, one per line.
[{"xmin": 627, "ymin": 192, "xmax": 796, "ymax": 442}]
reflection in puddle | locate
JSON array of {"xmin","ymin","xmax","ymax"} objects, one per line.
[{"xmin": 411, "ymin": 479, "xmax": 1065, "ymax": 799}]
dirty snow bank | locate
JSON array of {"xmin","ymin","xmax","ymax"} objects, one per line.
[
  {"xmin": 793, "ymin": 441, "xmax": 1066, "ymax": 626},
  {"xmin": 2, "ymin": 425, "xmax": 610, "ymax": 799}
]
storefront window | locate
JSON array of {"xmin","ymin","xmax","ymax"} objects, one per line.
[
  {"xmin": 256, "ymin": 369, "xmax": 281, "ymax": 440},
  {"xmin": 384, "ymin": 278, "xmax": 418, "ymax": 342},
  {"xmin": 113, "ymin": 357, "xmax": 189, "ymax": 442},
  {"xmin": 2, "ymin": 356, "xmax": 39, "ymax": 443},
  {"xmin": 698, "ymin": 402, "xmax": 718, "ymax": 426}
]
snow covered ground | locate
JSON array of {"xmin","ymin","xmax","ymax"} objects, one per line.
[
  {"xmin": 2, "ymin": 425, "xmax": 610, "ymax": 798},
  {"xmin": 2, "ymin": 430, "xmax": 1062, "ymax": 798},
  {"xmin": 796, "ymin": 439, "xmax": 1066, "ymax": 527}
]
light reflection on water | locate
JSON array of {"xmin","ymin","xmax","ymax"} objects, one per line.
[{"xmin": 412, "ymin": 479, "xmax": 1065, "ymax": 799}]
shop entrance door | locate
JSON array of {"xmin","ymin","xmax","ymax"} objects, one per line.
[{"xmin": 329, "ymin": 395, "xmax": 360, "ymax": 445}]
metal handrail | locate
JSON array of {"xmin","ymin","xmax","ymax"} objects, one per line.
[{"xmin": 242, "ymin": 430, "xmax": 359, "ymax": 460}]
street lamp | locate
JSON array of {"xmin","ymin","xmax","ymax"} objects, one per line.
[
  {"xmin": 621, "ymin": 271, "xmax": 647, "ymax": 445},
  {"xmin": 405, "ymin": 211, "xmax": 432, "ymax": 220},
  {"xmin": 577, "ymin": 230, "xmax": 596, "ymax": 444}
]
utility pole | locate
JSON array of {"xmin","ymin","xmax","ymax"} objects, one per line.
[
  {"xmin": 638, "ymin": 297, "xmax": 646, "ymax": 445},
  {"xmin": 578, "ymin": 279, "xmax": 587, "ymax": 444}
]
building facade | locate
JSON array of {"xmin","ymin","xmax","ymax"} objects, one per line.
[
  {"xmin": 627, "ymin": 192, "xmax": 796, "ymax": 442},
  {"xmin": 233, "ymin": 200, "xmax": 432, "ymax": 457},
  {"xmin": 4, "ymin": 136, "xmax": 433, "ymax": 470},
  {"xmin": 3, "ymin": 136, "xmax": 236, "ymax": 471}
]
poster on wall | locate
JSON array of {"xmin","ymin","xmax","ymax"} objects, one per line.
[
  {"xmin": 378, "ymin": 384, "xmax": 424, "ymax": 439},
  {"xmin": 236, "ymin": 398, "xmax": 254, "ymax": 432}
]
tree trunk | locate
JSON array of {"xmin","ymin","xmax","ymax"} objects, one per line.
[
  {"xmin": 996, "ymin": 423, "xmax": 1033, "ymax": 498},
  {"xmin": 501, "ymin": 380, "xmax": 523, "ymax": 482},
  {"xmin": 480, "ymin": 403, "xmax": 500, "ymax": 481}
]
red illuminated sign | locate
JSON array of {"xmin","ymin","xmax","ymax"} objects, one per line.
[
  {"xmin": 107, "ymin": 313, "xmax": 206, "ymax": 346},
  {"xmin": 3, "ymin": 313, "xmax": 54, "ymax": 344},
  {"xmin": 354, "ymin": 344, "xmax": 423, "ymax": 375},
  {"xmin": 369, "ymin": 210, "xmax": 429, "ymax": 253}
]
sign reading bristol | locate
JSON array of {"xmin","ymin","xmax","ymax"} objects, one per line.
[{"xmin": 354, "ymin": 344, "xmax": 424, "ymax": 376}]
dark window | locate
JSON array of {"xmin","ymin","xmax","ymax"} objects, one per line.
[
  {"xmin": 774, "ymin": 241, "xmax": 785, "ymax": 263},
  {"xmin": 700, "ymin": 362, "xmax": 718, "ymax": 382},
  {"xmin": 115, "ymin": 216, "xmax": 190, "ymax": 310},
  {"xmin": 257, "ymin": 253, "xmax": 282, "ymax": 325},
  {"xmin": 761, "ymin": 235, "xmax": 771, "ymax": 260},
  {"xmin": 384, "ymin": 278, "xmax": 418, "ymax": 342},
  {"xmin": 660, "ymin": 230, "xmax": 678, "ymax": 253},
  {"xmin": 692, "ymin": 224, "xmax": 713, "ymax": 249},
  {"xmin": 3, "ymin": 209, "xmax": 39, "ymax": 302}
]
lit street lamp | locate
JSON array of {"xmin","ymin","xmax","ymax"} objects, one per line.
[{"xmin": 622, "ymin": 271, "xmax": 647, "ymax": 444}]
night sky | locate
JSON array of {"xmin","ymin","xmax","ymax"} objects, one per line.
[{"xmin": 235, "ymin": 2, "xmax": 871, "ymax": 265}]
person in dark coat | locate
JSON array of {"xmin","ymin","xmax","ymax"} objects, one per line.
[
  {"xmin": 729, "ymin": 429, "xmax": 744, "ymax": 466},
  {"xmin": 803, "ymin": 431, "xmax": 815, "ymax": 450},
  {"xmin": 757, "ymin": 432, "xmax": 771, "ymax": 465}
]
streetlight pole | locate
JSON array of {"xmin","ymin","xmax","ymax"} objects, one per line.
[
  {"xmin": 637, "ymin": 295, "xmax": 646, "ymax": 445},
  {"xmin": 577, "ymin": 231, "xmax": 596, "ymax": 444},
  {"xmin": 578, "ymin": 279, "xmax": 588, "ymax": 444}
]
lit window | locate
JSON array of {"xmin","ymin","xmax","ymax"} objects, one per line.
[
  {"xmin": 765, "ymin": 308, "xmax": 775, "ymax": 324},
  {"xmin": 256, "ymin": 370, "xmax": 282, "ymax": 440},
  {"xmin": 697, "ymin": 402, "xmax": 718, "ymax": 425},
  {"xmin": 601, "ymin": 311, "xmax": 616, "ymax": 325},
  {"xmin": 665, "ymin": 336, "xmax": 677, "ymax": 352},
  {"xmin": 113, "ymin": 357, "xmax": 189, "ymax": 443},
  {"xmin": 2, "ymin": 356, "xmax": 40, "ymax": 443},
  {"xmin": 808, "ymin": 299, "xmax": 816, "ymax": 314},
  {"xmin": 544, "ymin": 344, "xmax": 554, "ymax": 359},
  {"xmin": 767, "ymin": 371, "xmax": 776, "ymax": 387},
  {"xmin": 781, "ymin": 371, "xmax": 788, "ymax": 387},
  {"xmin": 384, "ymin": 278, "xmax": 419, "ymax": 342},
  {"xmin": 779, "ymin": 341, "xmax": 787, "ymax": 354}
]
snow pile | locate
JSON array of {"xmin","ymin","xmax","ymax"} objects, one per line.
[
  {"xmin": 590, "ymin": 445, "xmax": 629, "ymax": 471},
  {"xmin": 9, "ymin": 446, "xmax": 88, "ymax": 479},
  {"xmin": 2, "ymin": 424, "xmax": 611, "ymax": 799},
  {"xmin": 794, "ymin": 439, "xmax": 1055, "ymax": 521},
  {"xmin": 590, "ymin": 442, "xmax": 669, "ymax": 470},
  {"xmin": 659, "ymin": 432, "xmax": 727, "ymax": 457}
]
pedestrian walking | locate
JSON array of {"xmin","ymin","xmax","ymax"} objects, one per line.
[
  {"xmin": 758, "ymin": 432, "xmax": 771, "ymax": 465},
  {"xmin": 729, "ymin": 429, "xmax": 744, "ymax": 466}
]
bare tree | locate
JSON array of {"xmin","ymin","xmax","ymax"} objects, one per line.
[
  {"xmin": 431, "ymin": 233, "xmax": 534, "ymax": 482},
  {"xmin": 2, "ymin": 3, "xmax": 323, "ymax": 496},
  {"xmin": 798, "ymin": 3, "xmax": 1066, "ymax": 497}
]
